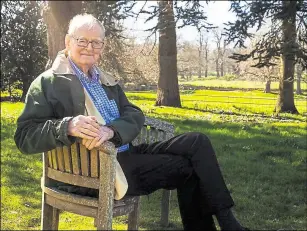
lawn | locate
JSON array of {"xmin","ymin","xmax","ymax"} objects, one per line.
[
  {"xmin": 1, "ymin": 88, "xmax": 306, "ymax": 230},
  {"xmin": 179, "ymin": 77, "xmax": 307, "ymax": 91}
]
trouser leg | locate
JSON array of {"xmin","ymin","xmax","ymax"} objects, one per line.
[
  {"xmin": 132, "ymin": 131, "xmax": 234, "ymax": 214},
  {"xmin": 177, "ymin": 173, "xmax": 217, "ymax": 230},
  {"xmin": 117, "ymin": 136, "xmax": 220, "ymax": 230}
]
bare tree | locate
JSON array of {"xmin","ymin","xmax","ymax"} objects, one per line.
[
  {"xmin": 204, "ymin": 36, "xmax": 209, "ymax": 77},
  {"xmin": 213, "ymin": 29, "xmax": 222, "ymax": 77},
  {"xmin": 198, "ymin": 30, "xmax": 204, "ymax": 78},
  {"xmin": 197, "ymin": 30, "xmax": 210, "ymax": 78},
  {"xmin": 177, "ymin": 41, "xmax": 198, "ymax": 80},
  {"xmin": 220, "ymin": 39, "xmax": 227, "ymax": 76}
]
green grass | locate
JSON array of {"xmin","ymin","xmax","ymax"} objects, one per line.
[
  {"xmin": 179, "ymin": 78, "xmax": 307, "ymax": 91},
  {"xmin": 1, "ymin": 88, "xmax": 307, "ymax": 230},
  {"xmin": 128, "ymin": 89, "xmax": 307, "ymax": 118}
]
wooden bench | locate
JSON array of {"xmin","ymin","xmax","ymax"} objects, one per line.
[{"xmin": 41, "ymin": 116, "xmax": 175, "ymax": 230}]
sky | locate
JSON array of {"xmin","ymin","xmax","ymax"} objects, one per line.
[
  {"xmin": 122, "ymin": 1, "xmax": 270, "ymax": 50},
  {"xmin": 122, "ymin": 1, "xmax": 237, "ymax": 45}
]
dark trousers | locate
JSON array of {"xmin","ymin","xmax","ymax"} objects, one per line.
[{"xmin": 118, "ymin": 132, "xmax": 234, "ymax": 230}]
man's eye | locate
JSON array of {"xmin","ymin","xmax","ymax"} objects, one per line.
[
  {"xmin": 92, "ymin": 41, "xmax": 101, "ymax": 45},
  {"xmin": 78, "ymin": 39, "xmax": 88, "ymax": 43}
]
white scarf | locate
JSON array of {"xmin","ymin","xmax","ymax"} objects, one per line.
[{"xmin": 84, "ymin": 88, "xmax": 128, "ymax": 200}]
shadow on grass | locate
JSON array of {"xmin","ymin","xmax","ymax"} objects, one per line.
[
  {"xmin": 179, "ymin": 84, "xmax": 307, "ymax": 94},
  {"xmin": 128, "ymin": 95, "xmax": 306, "ymax": 122},
  {"xmin": 179, "ymin": 106, "xmax": 306, "ymax": 122},
  {"xmin": 148, "ymin": 114, "xmax": 307, "ymax": 166}
]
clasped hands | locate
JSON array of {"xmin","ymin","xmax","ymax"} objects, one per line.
[{"xmin": 67, "ymin": 115, "xmax": 114, "ymax": 150}]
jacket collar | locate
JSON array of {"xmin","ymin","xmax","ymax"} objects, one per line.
[{"xmin": 50, "ymin": 50, "xmax": 118, "ymax": 86}]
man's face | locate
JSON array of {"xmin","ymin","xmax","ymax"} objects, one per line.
[{"xmin": 66, "ymin": 25, "xmax": 104, "ymax": 70}]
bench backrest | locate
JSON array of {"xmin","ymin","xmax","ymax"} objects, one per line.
[{"xmin": 44, "ymin": 117, "xmax": 174, "ymax": 188}]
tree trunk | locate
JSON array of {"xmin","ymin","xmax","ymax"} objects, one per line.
[
  {"xmin": 264, "ymin": 79, "xmax": 271, "ymax": 93},
  {"xmin": 198, "ymin": 31, "xmax": 203, "ymax": 78},
  {"xmin": 220, "ymin": 59, "xmax": 224, "ymax": 77},
  {"xmin": 220, "ymin": 40, "xmax": 226, "ymax": 77},
  {"xmin": 275, "ymin": 1, "xmax": 298, "ymax": 114},
  {"xmin": 205, "ymin": 47, "xmax": 208, "ymax": 77},
  {"xmin": 198, "ymin": 50, "xmax": 202, "ymax": 78},
  {"xmin": 42, "ymin": 1, "xmax": 82, "ymax": 70},
  {"xmin": 155, "ymin": 1, "xmax": 181, "ymax": 107},
  {"xmin": 216, "ymin": 59, "xmax": 220, "ymax": 77},
  {"xmin": 296, "ymin": 64, "xmax": 302, "ymax": 95}
]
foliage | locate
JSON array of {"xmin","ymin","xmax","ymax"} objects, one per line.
[
  {"xmin": 83, "ymin": 1, "xmax": 137, "ymax": 81},
  {"xmin": 224, "ymin": 0, "xmax": 307, "ymax": 69},
  {"xmin": 223, "ymin": 0, "xmax": 306, "ymax": 113},
  {"xmin": 83, "ymin": 1, "xmax": 136, "ymax": 39},
  {"xmin": 128, "ymin": 1, "xmax": 214, "ymax": 36},
  {"xmin": 1, "ymin": 1, "xmax": 48, "ymax": 100}
]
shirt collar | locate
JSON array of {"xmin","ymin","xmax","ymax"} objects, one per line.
[
  {"xmin": 51, "ymin": 50, "xmax": 119, "ymax": 86},
  {"xmin": 68, "ymin": 57, "xmax": 99, "ymax": 83}
]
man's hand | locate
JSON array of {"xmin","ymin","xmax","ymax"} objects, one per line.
[
  {"xmin": 82, "ymin": 126, "xmax": 114, "ymax": 150},
  {"xmin": 67, "ymin": 115, "xmax": 101, "ymax": 139}
]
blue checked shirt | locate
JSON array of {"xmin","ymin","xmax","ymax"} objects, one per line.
[{"xmin": 68, "ymin": 58, "xmax": 129, "ymax": 152}]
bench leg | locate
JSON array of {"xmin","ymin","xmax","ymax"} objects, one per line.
[
  {"xmin": 41, "ymin": 194, "xmax": 59, "ymax": 230},
  {"xmin": 128, "ymin": 199, "xmax": 140, "ymax": 230},
  {"xmin": 160, "ymin": 190, "xmax": 171, "ymax": 227}
]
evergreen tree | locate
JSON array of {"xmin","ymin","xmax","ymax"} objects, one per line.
[
  {"xmin": 129, "ymin": 1, "xmax": 214, "ymax": 107},
  {"xmin": 1, "ymin": 1, "xmax": 48, "ymax": 101},
  {"xmin": 223, "ymin": 0, "xmax": 307, "ymax": 114}
]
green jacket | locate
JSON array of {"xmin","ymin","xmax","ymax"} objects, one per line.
[{"xmin": 14, "ymin": 51, "xmax": 145, "ymax": 154}]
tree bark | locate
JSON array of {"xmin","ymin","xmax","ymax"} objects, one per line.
[
  {"xmin": 275, "ymin": 1, "xmax": 298, "ymax": 114},
  {"xmin": 42, "ymin": 1, "xmax": 82, "ymax": 70},
  {"xmin": 296, "ymin": 63, "xmax": 302, "ymax": 95},
  {"xmin": 155, "ymin": 1, "xmax": 181, "ymax": 107}
]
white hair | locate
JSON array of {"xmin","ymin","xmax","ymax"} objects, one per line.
[{"xmin": 67, "ymin": 14, "xmax": 105, "ymax": 38}]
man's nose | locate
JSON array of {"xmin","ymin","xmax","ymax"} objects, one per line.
[{"xmin": 86, "ymin": 42, "xmax": 94, "ymax": 50}]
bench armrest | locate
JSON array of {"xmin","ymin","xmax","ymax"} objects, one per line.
[{"xmin": 145, "ymin": 117, "xmax": 174, "ymax": 134}]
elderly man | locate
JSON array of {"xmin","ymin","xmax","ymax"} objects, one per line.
[{"xmin": 14, "ymin": 14, "xmax": 248, "ymax": 231}]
